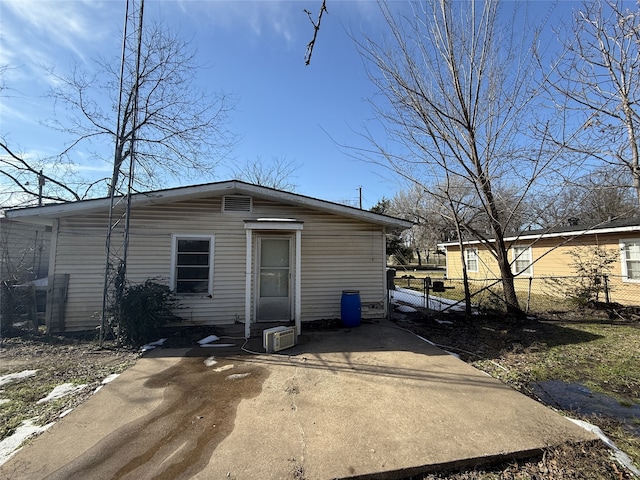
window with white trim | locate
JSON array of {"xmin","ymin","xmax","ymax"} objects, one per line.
[
  {"xmin": 464, "ymin": 248, "xmax": 478, "ymax": 272},
  {"xmin": 620, "ymin": 239, "xmax": 640, "ymax": 281},
  {"xmin": 171, "ymin": 235, "xmax": 214, "ymax": 294},
  {"xmin": 512, "ymin": 245, "xmax": 532, "ymax": 276}
]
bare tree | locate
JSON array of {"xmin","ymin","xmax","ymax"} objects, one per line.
[
  {"xmin": 355, "ymin": 1, "xmax": 564, "ymax": 317},
  {"xmin": 549, "ymin": 0, "xmax": 640, "ymax": 203},
  {"xmin": 46, "ymin": 21, "xmax": 237, "ymax": 196},
  {"xmin": 0, "ymin": 142, "xmax": 84, "ymax": 206},
  {"xmin": 1, "ymin": 64, "xmax": 88, "ymax": 207},
  {"xmin": 389, "ymin": 184, "xmax": 450, "ymax": 265},
  {"xmin": 527, "ymin": 167, "xmax": 637, "ymax": 227},
  {"xmin": 231, "ymin": 156, "xmax": 299, "ymax": 191}
]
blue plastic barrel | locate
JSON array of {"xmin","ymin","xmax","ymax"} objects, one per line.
[{"xmin": 341, "ymin": 290, "xmax": 361, "ymax": 327}]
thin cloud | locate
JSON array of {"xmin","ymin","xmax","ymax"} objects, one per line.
[
  {"xmin": 172, "ymin": 0, "xmax": 300, "ymax": 47},
  {"xmin": 1, "ymin": 1, "xmax": 114, "ymax": 67}
]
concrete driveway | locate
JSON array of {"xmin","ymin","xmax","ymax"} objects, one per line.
[{"xmin": 0, "ymin": 320, "xmax": 595, "ymax": 480}]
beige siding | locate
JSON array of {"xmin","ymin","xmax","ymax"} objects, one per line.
[
  {"xmin": 445, "ymin": 232, "xmax": 640, "ymax": 305},
  {"xmin": 52, "ymin": 196, "xmax": 387, "ymax": 332}
]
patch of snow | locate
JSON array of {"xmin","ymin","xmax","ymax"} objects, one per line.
[
  {"xmin": 0, "ymin": 419, "xmax": 55, "ymax": 466},
  {"xmin": 198, "ymin": 335, "xmax": 220, "ymax": 345},
  {"xmin": 199, "ymin": 343, "xmax": 235, "ymax": 348},
  {"xmin": 27, "ymin": 277, "xmax": 48, "ymax": 287},
  {"xmin": 226, "ymin": 373, "xmax": 251, "ymax": 381},
  {"xmin": 568, "ymin": 417, "xmax": 640, "ymax": 477},
  {"xmin": 37, "ymin": 383, "xmax": 87, "ymax": 404},
  {"xmin": 203, "ymin": 356, "xmax": 217, "ymax": 367},
  {"xmin": 0, "ymin": 399, "xmax": 9, "ymax": 405},
  {"xmin": 434, "ymin": 319, "xmax": 454, "ymax": 325},
  {"xmin": 0, "ymin": 370, "xmax": 38, "ymax": 387},
  {"xmin": 391, "ymin": 287, "xmax": 468, "ymax": 312},
  {"xmin": 101, "ymin": 373, "xmax": 119, "ymax": 385},
  {"xmin": 140, "ymin": 338, "xmax": 167, "ymax": 353},
  {"xmin": 59, "ymin": 408, "xmax": 74, "ymax": 418},
  {"xmin": 214, "ymin": 365, "xmax": 235, "ymax": 373},
  {"xmin": 396, "ymin": 305, "xmax": 417, "ymax": 313}
]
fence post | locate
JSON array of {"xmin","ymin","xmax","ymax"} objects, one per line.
[
  {"xmin": 526, "ymin": 277, "xmax": 533, "ymax": 313},
  {"xmin": 603, "ymin": 275, "xmax": 610, "ymax": 304},
  {"xmin": 424, "ymin": 277, "xmax": 431, "ymax": 311}
]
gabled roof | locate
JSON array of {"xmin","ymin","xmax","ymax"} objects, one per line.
[
  {"xmin": 5, "ymin": 180, "xmax": 412, "ymax": 230},
  {"xmin": 439, "ymin": 217, "xmax": 640, "ymax": 248}
]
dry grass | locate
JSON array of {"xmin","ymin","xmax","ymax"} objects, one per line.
[{"xmin": 396, "ymin": 307, "xmax": 640, "ymax": 479}]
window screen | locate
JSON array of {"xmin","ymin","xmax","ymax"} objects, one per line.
[{"xmin": 175, "ymin": 238, "xmax": 212, "ymax": 294}]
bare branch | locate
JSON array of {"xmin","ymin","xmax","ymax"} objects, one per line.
[{"xmin": 304, "ymin": 0, "xmax": 328, "ymax": 66}]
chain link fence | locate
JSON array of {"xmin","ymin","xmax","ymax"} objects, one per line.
[{"xmin": 390, "ymin": 273, "xmax": 640, "ymax": 314}]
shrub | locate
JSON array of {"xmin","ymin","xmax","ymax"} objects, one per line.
[
  {"xmin": 566, "ymin": 246, "xmax": 617, "ymax": 305},
  {"xmin": 110, "ymin": 279, "xmax": 181, "ymax": 347}
]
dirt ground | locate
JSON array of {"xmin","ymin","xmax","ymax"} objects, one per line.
[
  {"xmin": 0, "ymin": 312, "xmax": 638, "ymax": 479},
  {"xmin": 0, "ymin": 334, "xmax": 139, "ymax": 441}
]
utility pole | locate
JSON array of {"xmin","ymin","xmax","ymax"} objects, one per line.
[
  {"xmin": 37, "ymin": 170, "xmax": 44, "ymax": 207},
  {"xmin": 358, "ymin": 186, "xmax": 362, "ymax": 209},
  {"xmin": 100, "ymin": 0, "xmax": 145, "ymax": 346}
]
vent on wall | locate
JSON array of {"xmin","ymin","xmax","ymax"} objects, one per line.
[{"xmin": 223, "ymin": 195, "xmax": 252, "ymax": 213}]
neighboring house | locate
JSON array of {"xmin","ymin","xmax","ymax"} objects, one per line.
[
  {"xmin": 5, "ymin": 181, "xmax": 412, "ymax": 336},
  {"xmin": 0, "ymin": 218, "xmax": 51, "ymax": 282},
  {"xmin": 439, "ymin": 217, "xmax": 640, "ymax": 306}
]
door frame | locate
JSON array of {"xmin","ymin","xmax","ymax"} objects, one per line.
[
  {"xmin": 244, "ymin": 219, "xmax": 303, "ymax": 338},
  {"xmin": 256, "ymin": 235, "xmax": 293, "ymax": 322}
]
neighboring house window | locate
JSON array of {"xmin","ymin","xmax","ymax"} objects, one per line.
[
  {"xmin": 171, "ymin": 235, "xmax": 214, "ymax": 294},
  {"xmin": 512, "ymin": 246, "xmax": 533, "ymax": 276},
  {"xmin": 464, "ymin": 248, "xmax": 478, "ymax": 272},
  {"xmin": 620, "ymin": 239, "xmax": 640, "ymax": 281}
]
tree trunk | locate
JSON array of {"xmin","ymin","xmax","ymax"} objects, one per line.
[
  {"xmin": 622, "ymin": 99, "xmax": 640, "ymax": 205},
  {"xmin": 494, "ymin": 236, "xmax": 523, "ymax": 318},
  {"xmin": 454, "ymin": 222, "xmax": 472, "ymax": 316}
]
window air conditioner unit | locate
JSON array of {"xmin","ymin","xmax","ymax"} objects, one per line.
[{"xmin": 263, "ymin": 326, "xmax": 297, "ymax": 353}]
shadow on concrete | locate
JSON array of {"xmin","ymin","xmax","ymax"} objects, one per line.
[{"xmin": 148, "ymin": 320, "xmax": 535, "ymax": 394}]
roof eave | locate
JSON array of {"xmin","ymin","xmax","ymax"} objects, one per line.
[
  {"xmin": 438, "ymin": 224, "xmax": 640, "ymax": 248},
  {"xmin": 5, "ymin": 180, "xmax": 413, "ymax": 230}
]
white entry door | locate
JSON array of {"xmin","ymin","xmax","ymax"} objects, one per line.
[{"xmin": 257, "ymin": 237, "xmax": 291, "ymax": 321}]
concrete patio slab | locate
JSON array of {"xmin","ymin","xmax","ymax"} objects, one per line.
[{"xmin": 0, "ymin": 320, "xmax": 596, "ymax": 480}]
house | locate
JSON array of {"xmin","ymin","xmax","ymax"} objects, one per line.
[
  {"xmin": 4, "ymin": 180, "xmax": 412, "ymax": 336},
  {"xmin": 439, "ymin": 217, "xmax": 640, "ymax": 306},
  {"xmin": 0, "ymin": 218, "xmax": 51, "ymax": 282}
]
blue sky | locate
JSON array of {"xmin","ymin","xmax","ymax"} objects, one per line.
[
  {"xmin": 1, "ymin": 0, "xmax": 401, "ymax": 208},
  {"xmin": 0, "ymin": 0, "xmax": 597, "ymax": 209}
]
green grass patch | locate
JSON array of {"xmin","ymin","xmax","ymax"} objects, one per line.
[{"xmin": 519, "ymin": 323, "xmax": 640, "ymax": 404}]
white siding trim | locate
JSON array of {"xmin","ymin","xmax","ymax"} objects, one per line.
[
  {"xmin": 245, "ymin": 229, "xmax": 252, "ymax": 338},
  {"xmin": 295, "ymin": 229, "xmax": 302, "ymax": 335}
]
